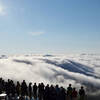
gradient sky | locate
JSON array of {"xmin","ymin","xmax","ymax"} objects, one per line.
[{"xmin": 0, "ymin": 0, "xmax": 100, "ymax": 54}]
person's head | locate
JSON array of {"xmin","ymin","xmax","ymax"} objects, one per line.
[
  {"xmin": 81, "ymin": 86, "xmax": 84, "ymax": 89},
  {"xmin": 29, "ymin": 82, "xmax": 32, "ymax": 85},
  {"xmin": 73, "ymin": 88, "xmax": 76, "ymax": 91},
  {"xmin": 56, "ymin": 85, "xmax": 59, "ymax": 88},
  {"xmin": 34, "ymin": 83, "xmax": 36, "ymax": 85},
  {"xmin": 51, "ymin": 84, "xmax": 53, "ymax": 88},
  {"xmin": 47, "ymin": 84, "xmax": 49, "ymax": 87},
  {"xmin": 41, "ymin": 82, "xmax": 43, "ymax": 84},
  {"xmin": 69, "ymin": 84, "xmax": 72, "ymax": 87},
  {"xmin": 17, "ymin": 81, "xmax": 20, "ymax": 84},
  {"xmin": 0, "ymin": 78, "xmax": 2, "ymax": 81},
  {"xmin": 60, "ymin": 86, "xmax": 64, "ymax": 89},
  {"xmin": 8, "ymin": 79, "xmax": 10, "ymax": 82},
  {"xmin": 23, "ymin": 80, "xmax": 25, "ymax": 82}
]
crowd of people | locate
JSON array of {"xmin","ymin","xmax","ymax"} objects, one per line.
[{"xmin": 0, "ymin": 78, "xmax": 86, "ymax": 100}]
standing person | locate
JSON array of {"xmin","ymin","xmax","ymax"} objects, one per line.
[
  {"xmin": 43, "ymin": 84, "xmax": 50, "ymax": 100},
  {"xmin": 59, "ymin": 87, "xmax": 66, "ymax": 100},
  {"xmin": 28, "ymin": 82, "xmax": 32, "ymax": 99},
  {"xmin": 38, "ymin": 83, "xmax": 44, "ymax": 100},
  {"xmin": 6, "ymin": 79, "xmax": 11, "ymax": 96},
  {"xmin": 67, "ymin": 84, "xmax": 72, "ymax": 100},
  {"xmin": 16, "ymin": 81, "xmax": 21, "ymax": 96},
  {"xmin": 55, "ymin": 85, "xmax": 60, "ymax": 100},
  {"xmin": 49, "ymin": 85, "xmax": 56, "ymax": 100},
  {"xmin": 10, "ymin": 80, "xmax": 16, "ymax": 97},
  {"xmin": 21, "ymin": 80, "xmax": 28, "ymax": 96},
  {"xmin": 0, "ymin": 78, "xmax": 3, "ymax": 94},
  {"xmin": 33, "ymin": 83, "xmax": 37, "ymax": 100},
  {"xmin": 79, "ymin": 86, "xmax": 85, "ymax": 100},
  {"xmin": 72, "ymin": 88, "xmax": 77, "ymax": 100}
]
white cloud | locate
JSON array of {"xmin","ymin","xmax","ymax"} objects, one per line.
[
  {"xmin": 0, "ymin": 5, "xmax": 6, "ymax": 16},
  {"xmin": 29, "ymin": 31, "xmax": 45, "ymax": 36},
  {"xmin": 0, "ymin": 54, "xmax": 100, "ymax": 96}
]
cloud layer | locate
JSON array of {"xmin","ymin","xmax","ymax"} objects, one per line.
[{"xmin": 0, "ymin": 54, "xmax": 100, "ymax": 97}]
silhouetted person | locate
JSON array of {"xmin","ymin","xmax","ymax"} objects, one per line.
[
  {"xmin": 5, "ymin": 82, "xmax": 9, "ymax": 96},
  {"xmin": 16, "ymin": 81, "xmax": 21, "ymax": 96},
  {"xmin": 21, "ymin": 80, "xmax": 28, "ymax": 96},
  {"xmin": 55, "ymin": 85, "xmax": 60, "ymax": 100},
  {"xmin": 49, "ymin": 85, "xmax": 56, "ymax": 100},
  {"xmin": 79, "ymin": 86, "xmax": 85, "ymax": 100},
  {"xmin": 33, "ymin": 83, "xmax": 37, "ymax": 100},
  {"xmin": 0, "ymin": 77, "xmax": 88, "ymax": 100},
  {"xmin": 1, "ymin": 79, "xmax": 5, "ymax": 92},
  {"xmin": 10, "ymin": 80, "xmax": 16, "ymax": 97},
  {"xmin": 0, "ymin": 78, "xmax": 6, "ymax": 94},
  {"xmin": 59, "ymin": 87, "xmax": 66, "ymax": 100},
  {"xmin": 44, "ymin": 84, "xmax": 50, "ymax": 100},
  {"xmin": 72, "ymin": 88, "xmax": 77, "ymax": 100},
  {"xmin": 6, "ymin": 79, "xmax": 11, "ymax": 96},
  {"xmin": 38, "ymin": 83, "xmax": 45, "ymax": 100},
  {"xmin": 0, "ymin": 78, "xmax": 3, "ymax": 94},
  {"xmin": 28, "ymin": 82, "xmax": 32, "ymax": 99},
  {"xmin": 67, "ymin": 84, "xmax": 72, "ymax": 100}
]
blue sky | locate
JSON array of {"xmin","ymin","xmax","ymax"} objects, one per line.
[{"xmin": 0, "ymin": 0, "xmax": 100, "ymax": 54}]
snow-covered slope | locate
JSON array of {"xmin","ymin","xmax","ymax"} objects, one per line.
[{"xmin": 0, "ymin": 54, "xmax": 100, "ymax": 96}]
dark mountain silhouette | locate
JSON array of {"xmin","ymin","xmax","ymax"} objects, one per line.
[
  {"xmin": 13, "ymin": 59, "xmax": 33, "ymax": 65},
  {"xmin": 43, "ymin": 59, "xmax": 99, "ymax": 78}
]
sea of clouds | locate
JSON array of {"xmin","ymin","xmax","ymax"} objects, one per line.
[{"xmin": 0, "ymin": 53, "xmax": 100, "ymax": 99}]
